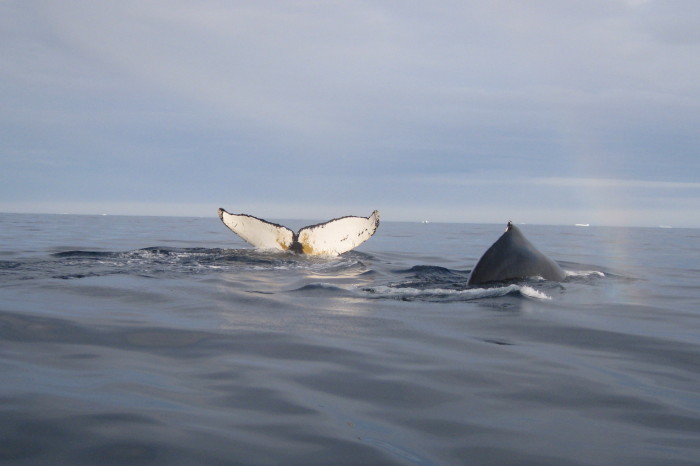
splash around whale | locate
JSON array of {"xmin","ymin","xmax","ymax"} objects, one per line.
[
  {"xmin": 468, "ymin": 221, "xmax": 566, "ymax": 285},
  {"xmin": 217, "ymin": 208, "xmax": 380, "ymax": 256}
]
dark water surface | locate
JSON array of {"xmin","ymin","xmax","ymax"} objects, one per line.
[{"xmin": 1, "ymin": 213, "xmax": 699, "ymax": 465}]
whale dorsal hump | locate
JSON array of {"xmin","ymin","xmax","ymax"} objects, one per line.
[{"xmin": 467, "ymin": 222, "xmax": 565, "ymax": 285}]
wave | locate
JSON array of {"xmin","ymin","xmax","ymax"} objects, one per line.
[
  {"xmin": 51, "ymin": 250, "xmax": 119, "ymax": 258},
  {"xmin": 361, "ymin": 284, "xmax": 551, "ymax": 302},
  {"xmin": 289, "ymin": 283, "xmax": 355, "ymax": 296},
  {"xmin": 564, "ymin": 269, "xmax": 606, "ymax": 278},
  {"xmin": 7, "ymin": 247, "xmax": 606, "ymax": 304},
  {"xmin": 394, "ymin": 265, "xmax": 471, "ymax": 280},
  {"xmin": 0, "ymin": 260, "xmax": 22, "ymax": 270},
  {"xmin": 3, "ymin": 247, "xmax": 368, "ymax": 282}
]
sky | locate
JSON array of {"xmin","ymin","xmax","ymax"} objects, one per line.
[{"xmin": 1, "ymin": 0, "xmax": 699, "ymax": 227}]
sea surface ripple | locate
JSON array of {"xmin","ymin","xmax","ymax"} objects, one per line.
[{"xmin": 1, "ymin": 213, "xmax": 699, "ymax": 465}]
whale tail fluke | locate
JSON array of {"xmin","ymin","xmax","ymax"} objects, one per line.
[
  {"xmin": 297, "ymin": 210, "xmax": 380, "ymax": 255},
  {"xmin": 218, "ymin": 208, "xmax": 295, "ymax": 251},
  {"xmin": 218, "ymin": 208, "xmax": 380, "ymax": 256}
]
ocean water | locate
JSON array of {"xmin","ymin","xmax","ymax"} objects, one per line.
[{"xmin": 1, "ymin": 212, "xmax": 699, "ymax": 465}]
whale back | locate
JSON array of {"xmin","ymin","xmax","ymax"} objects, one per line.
[{"xmin": 467, "ymin": 223, "xmax": 565, "ymax": 285}]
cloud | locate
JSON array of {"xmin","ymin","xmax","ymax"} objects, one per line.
[
  {"xmin": 533, "ymin": 178, "xmax": 700, "ymax": 190},
  {"xmin": 1, "ymin": 1, "xmax": 699, "ymax": 226}
]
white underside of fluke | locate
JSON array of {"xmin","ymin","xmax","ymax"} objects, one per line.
[
  {"xmin": 297, "ymin": 211, "xmax": 380, "ymax": 255},
  {"xmin": 217, "ymin": 209, "xmax": 294, "ymax": 251},
  {"xmin": 218, "ymin": 208, "xmax": 380, "ymax": 256}
]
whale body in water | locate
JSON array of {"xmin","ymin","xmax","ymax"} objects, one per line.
[
  {"xmin": 217, "ymin": 208, "xmax": 380, "ymax": 256},
  {"xmin": 468, "ymin": 221, "xmax": 565, "ymax": 285}
]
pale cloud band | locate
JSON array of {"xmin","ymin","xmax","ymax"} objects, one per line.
[{"xmin": 1, "ymin": 1, "xmax": 699, "ymax": 227}]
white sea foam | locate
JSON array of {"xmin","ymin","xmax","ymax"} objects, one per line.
[
  {"xmin": 362, "ymin": 284, "xmax": 551, "ymax": 301},
  {"xmin": 565, "ymin": 269, "xmax": 605, "ymax": 278},
  {"xmin": 519, "ymin": 285, "xmax": 552, "ymax": 300}
]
